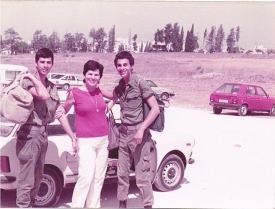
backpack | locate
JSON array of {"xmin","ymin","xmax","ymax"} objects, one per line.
[
  {"xmin": 0, "ymin": 74, "xmax": 34, "ymax": 124},
  {"xmin": 138, "ymin": 79, "xmax": 168, "ymax": 132}
]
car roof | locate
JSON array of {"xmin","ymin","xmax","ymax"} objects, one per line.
[
  {"xmin": 0, "ymin": 64, "xmax": 28, "ymax": 71},
  {"xmin": 220, "ymin": 82, "xmax": 261, "ymax": 87}
]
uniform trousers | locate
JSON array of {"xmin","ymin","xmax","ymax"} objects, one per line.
[
  {"xmin": 16, "ymin": 125, "xmax": 48, "ymax": 208},
  {"xmin": 72, "ymin": 135, "xmax": 108, "ymax": 208},
  {"xmin": 117, "ymin": 126, "xmax": 154, "ymax": 207}
]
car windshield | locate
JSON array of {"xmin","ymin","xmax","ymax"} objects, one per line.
[
  {"xmin": 216, "ymin": 84, "xmax": 241, "ymax": 94},
  {"xmin": 146, "ymin": 80, "xmax": 157, "ymax": 87},
  {"xmin": 51, "ymin": 74, "xmax": 65, "ymax": 79}
]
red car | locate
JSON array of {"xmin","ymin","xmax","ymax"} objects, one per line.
[{"xmin": 210, "ymin": 83, "xmax": 275, "ymax": 116}]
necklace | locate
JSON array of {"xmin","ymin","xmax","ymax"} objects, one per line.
[{"xmin": 87, "ymin": 90, "xmax": 99, "ymax": 112}]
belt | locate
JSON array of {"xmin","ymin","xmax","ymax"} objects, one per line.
[
  {"xmin": 120, "ymin": 122, "xmax": 142, "ymax": 131},
  {"xmin": 20, "ymin": 124, "xmax": 48, "ymax": 131}
]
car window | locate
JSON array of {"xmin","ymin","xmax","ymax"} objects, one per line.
[
  {"xmin": 61, "ymin": 76, "xmax": 68, "ymax": 80},
  {"xmin": 77, "ymin": 77, "xmax": 83, "ymax": 81},
  {"xmin": 146, "ymin": 80, "xmax": 157, "ymax": 87},
  {"xmin": 256, "ymin": 87, "xmax": 267, "ymax": 96},
  {"xmin": 246, "ymin": 86, "xmax": 256, "ymax": 95},
  {"xmin": 216, "ymin": 84, "xmax": 241, "ymax": 94},
  {"xmin": 5, "ymin": 70, "xmax": 21, "ymax": 81},
  {"xmin": 48, "ymin": 113, "xmax": 75, "ymax": 135}
]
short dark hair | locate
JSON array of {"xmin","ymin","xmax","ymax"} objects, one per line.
[
  {"xmin": 35, "ymin": 48, "xmax": 54, "ymax": 64},
  {"xmin": 114, "ymin": 51, "xmax": 134, "ymax": 66},
  {"xmin": 83, "ymin": 60, "xmax": 104, "ymax": 79}
]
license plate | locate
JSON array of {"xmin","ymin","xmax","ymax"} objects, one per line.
[{"xmin": 219, "ymin": 99, "xmax": 228, "ymax": 103}]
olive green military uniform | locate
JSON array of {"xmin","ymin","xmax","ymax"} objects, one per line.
[
  {"xmin": 16, "ymin": 78, "xmax": 60, "ymax": 208},
  {"xmin": 115, "ymin": 74, "xmax": 155, "ymax": 207}
]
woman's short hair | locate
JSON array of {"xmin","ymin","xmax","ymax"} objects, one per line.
[{"xmin": 83, "ymin": 60, "xmax": 104, "ymax": 79}]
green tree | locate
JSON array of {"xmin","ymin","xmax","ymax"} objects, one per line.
[
  {"xmin": 89, "ymin": 28, "xmax": 96, "ymax": 52},
  {"xmin": 144, "ymin": 41, "xmax": 149, "ymax": 52},
  {"xmin": 226, "ymin": 28, "xmax": 235, "ymax": 53},
  {"xmin": 132, "ymin": 34, "xmax": 137, "ymax": 51},
  {"xmin": 64, "ymin": 32, "xmax": 76, "ymax": 52},
  {"xmin": 75, "ymin": 33, "xmax": 87, "ymax": 52},
  {"xmin": 206, "ymin": 26, "xmax": 216, "ymax": 53},
  {"xmin": 32, "ymin": 30, "xmax": 48, "ymax": 52},
  {"xmin": 4, "ymin": 28, "xmax": 21, "ymax": 54},
  {"xmin": 236, "ymin": 26, "xmax": 240, "ymax": 46},
  {"xmin": 180, "ymin": 27, "xmax": 184, "ymax": 51},
  {"xmin": 154, "ymin": 29, "xmax": 164, "ymax": 44},
  {"xmin": 94, "ymin": 27, "xmax": 107, "ymax": 53},
  {"xmin": 185, "ymin": 24, "xmax": 199, "ymax": 52},
  {"xmin": 47, "ymin": 31, "xmax": 61, "ymax": 53},
  {"xmin": 140, "ymin": 41, "xmax": 144, "ymax": 52},
  {"xmin": 118, "ymin": 44, "xmax": 124, "ymax": 52},
  {"xmin": 107, "ymin": 25, "xmax": 115, "ymax": 53},
  {"xmin": 171, "ymin": 23, "xmax": 182, "ymax": 52},
  {"xmin": 164, "ymin": 23, "xmax": 173, "ymax": 45},
  {"xmin": 203, "ymin": 28, "xmax": 207, "ymax": 49},
  {"xmin": 215, "ymin": 24, "xmax": 225, "ymax": 52},
  {"xmin": 153, "ymin": 29, "xmax": 164, "ymax": 51}
]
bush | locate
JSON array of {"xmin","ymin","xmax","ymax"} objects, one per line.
[{"xmin": 267, "ymin": 49, "xmax": 275, "ymax": 54}]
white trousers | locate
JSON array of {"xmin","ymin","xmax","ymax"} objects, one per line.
[{"xmin": 72, "ymin": 135, "xmax": 109, "ymax": 208}]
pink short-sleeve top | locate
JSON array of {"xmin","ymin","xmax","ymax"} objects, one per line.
[{"xmin": 72, "ymin": 88, "xmax": 108, "ymax": 138}]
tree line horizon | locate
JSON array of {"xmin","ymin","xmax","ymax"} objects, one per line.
[{"xmin": 0, "ymin": 23, "xmax": 249, "ymax": 55}]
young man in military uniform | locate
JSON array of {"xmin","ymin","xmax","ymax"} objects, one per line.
[
  {"xmin": 107, "ymin": 51, "xmax": 160, "ymax": 208},
  {"xmin": 15, "ymin": 48, "xmax": 76, "ymax": 207}
]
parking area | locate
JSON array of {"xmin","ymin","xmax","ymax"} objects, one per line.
[{"xmin": 1, "ymin": 107, "xmax": 274, "ymax": 208}]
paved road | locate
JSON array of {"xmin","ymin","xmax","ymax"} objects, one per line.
[{"xmin": 1, "ymin": 107, "xmax": 274, "ymax": 208}]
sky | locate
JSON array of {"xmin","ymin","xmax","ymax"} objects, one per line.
[{"xmin": 1, "ymin": 0, "xmax": 275, "ymax": 50}]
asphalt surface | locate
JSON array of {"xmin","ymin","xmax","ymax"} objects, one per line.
[{"xmin": 1, "ymin": 107, "xmax": 274, "ymax": 208}]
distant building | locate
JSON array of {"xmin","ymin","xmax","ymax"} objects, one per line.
[
  {"xmin": 253, "ymin": 43, "xmax": 267, "ymax": 54},
  {"xmin": 1, "ymin": 48, "xmax": 11, "ymax": 55}
]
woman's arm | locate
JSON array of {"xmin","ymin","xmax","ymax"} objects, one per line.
[
  {"xmin": 57, "ymin": 114, "xmax": 79, "ymax": 157},
  {"xmin": 106, "ymin": 90, "xmax": 118, "ymax": 113},
  {"xmin": 101, "ymin": 88, "xmax": 114, "ymax": 100},
  {"xmin": 55, "ymin": 90, "xmax": 74, "ymax": 118}
]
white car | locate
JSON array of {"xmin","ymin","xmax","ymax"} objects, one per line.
[
  {"xmin": 0, "ymin": 64, "xmax": 28, "ymax": 89},
  {"xmin": 0, "ymin": 105, "xmax": 195, "ymax": 207},
  {"xmin": 48, "ymin": 73, "xmax": 83, "ymax": 90},
  {"xmin": 109, "ymin": 78, "xmax": 175, "ymax": 100}
]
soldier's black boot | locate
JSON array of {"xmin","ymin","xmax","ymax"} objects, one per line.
[{"xmin": 119, "ymin": 200, "xmax": 127, "ymax": 208}]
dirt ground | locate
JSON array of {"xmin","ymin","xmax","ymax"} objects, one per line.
[{"xmin": 2, "ymin": 52, "xmax": 275, "ymax": 110}]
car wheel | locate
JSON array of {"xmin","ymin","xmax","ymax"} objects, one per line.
[
  {"xmin": 153, "ymin": 154, "xmax": 184, "ymax": 192},
  {"xmin": 270, "ymin": 105, "xmax": 275, "ymax": 116},
  {"xmin": 213, "ymin": 107, "xmax": 222, "ymax": 114},
  {"xmin": 160, "ymin": 93, "xmax": 169, "ymax": 100},
  {"xmin": 63, "ymin": 84, "xmax": 70, "ymax": 91},
  {"xmin": 238, "ymin": 104, "xmax": 248, "ymax": 116},
  {"xmin": 35, "ymin": 167, "xmax": 62, "ymax": 207}
]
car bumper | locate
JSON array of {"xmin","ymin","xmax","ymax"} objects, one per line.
[
  {"xmin": 210, "ymin": 102, "xmax": 240, "ymax": 110},
  {"xmin": 1, "ymin": 174, "xmax": 17, "ymax": 190}
]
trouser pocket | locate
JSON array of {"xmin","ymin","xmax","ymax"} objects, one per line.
[{"xmin": 16, "ymin": 130, "xmax": 34, "ymax": 161}]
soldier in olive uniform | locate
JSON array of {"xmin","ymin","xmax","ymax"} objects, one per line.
[{"xmin": 106, "ymin": 51, "xmax": 160, "ymax": 208}]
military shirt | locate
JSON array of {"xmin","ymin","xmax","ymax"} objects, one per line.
[
  {"xmin": 22, "ymin": 77, "xmax": 60, "ymax": 125},
  {"xmin": 115, "ymin": 74, "xmax": 154, "ymax": 125}
]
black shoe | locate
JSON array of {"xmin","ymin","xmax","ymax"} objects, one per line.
[
  {"xmin": 119, "ymin": 200, "xmax": 127, "ymax": 208},
  {"xmin": 30, "ymin": 198, "xmax": 37, "ymax": 208},
  {"xmin": 144, "ymin": 206, "xmax": 152, "ymax": 208}
]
